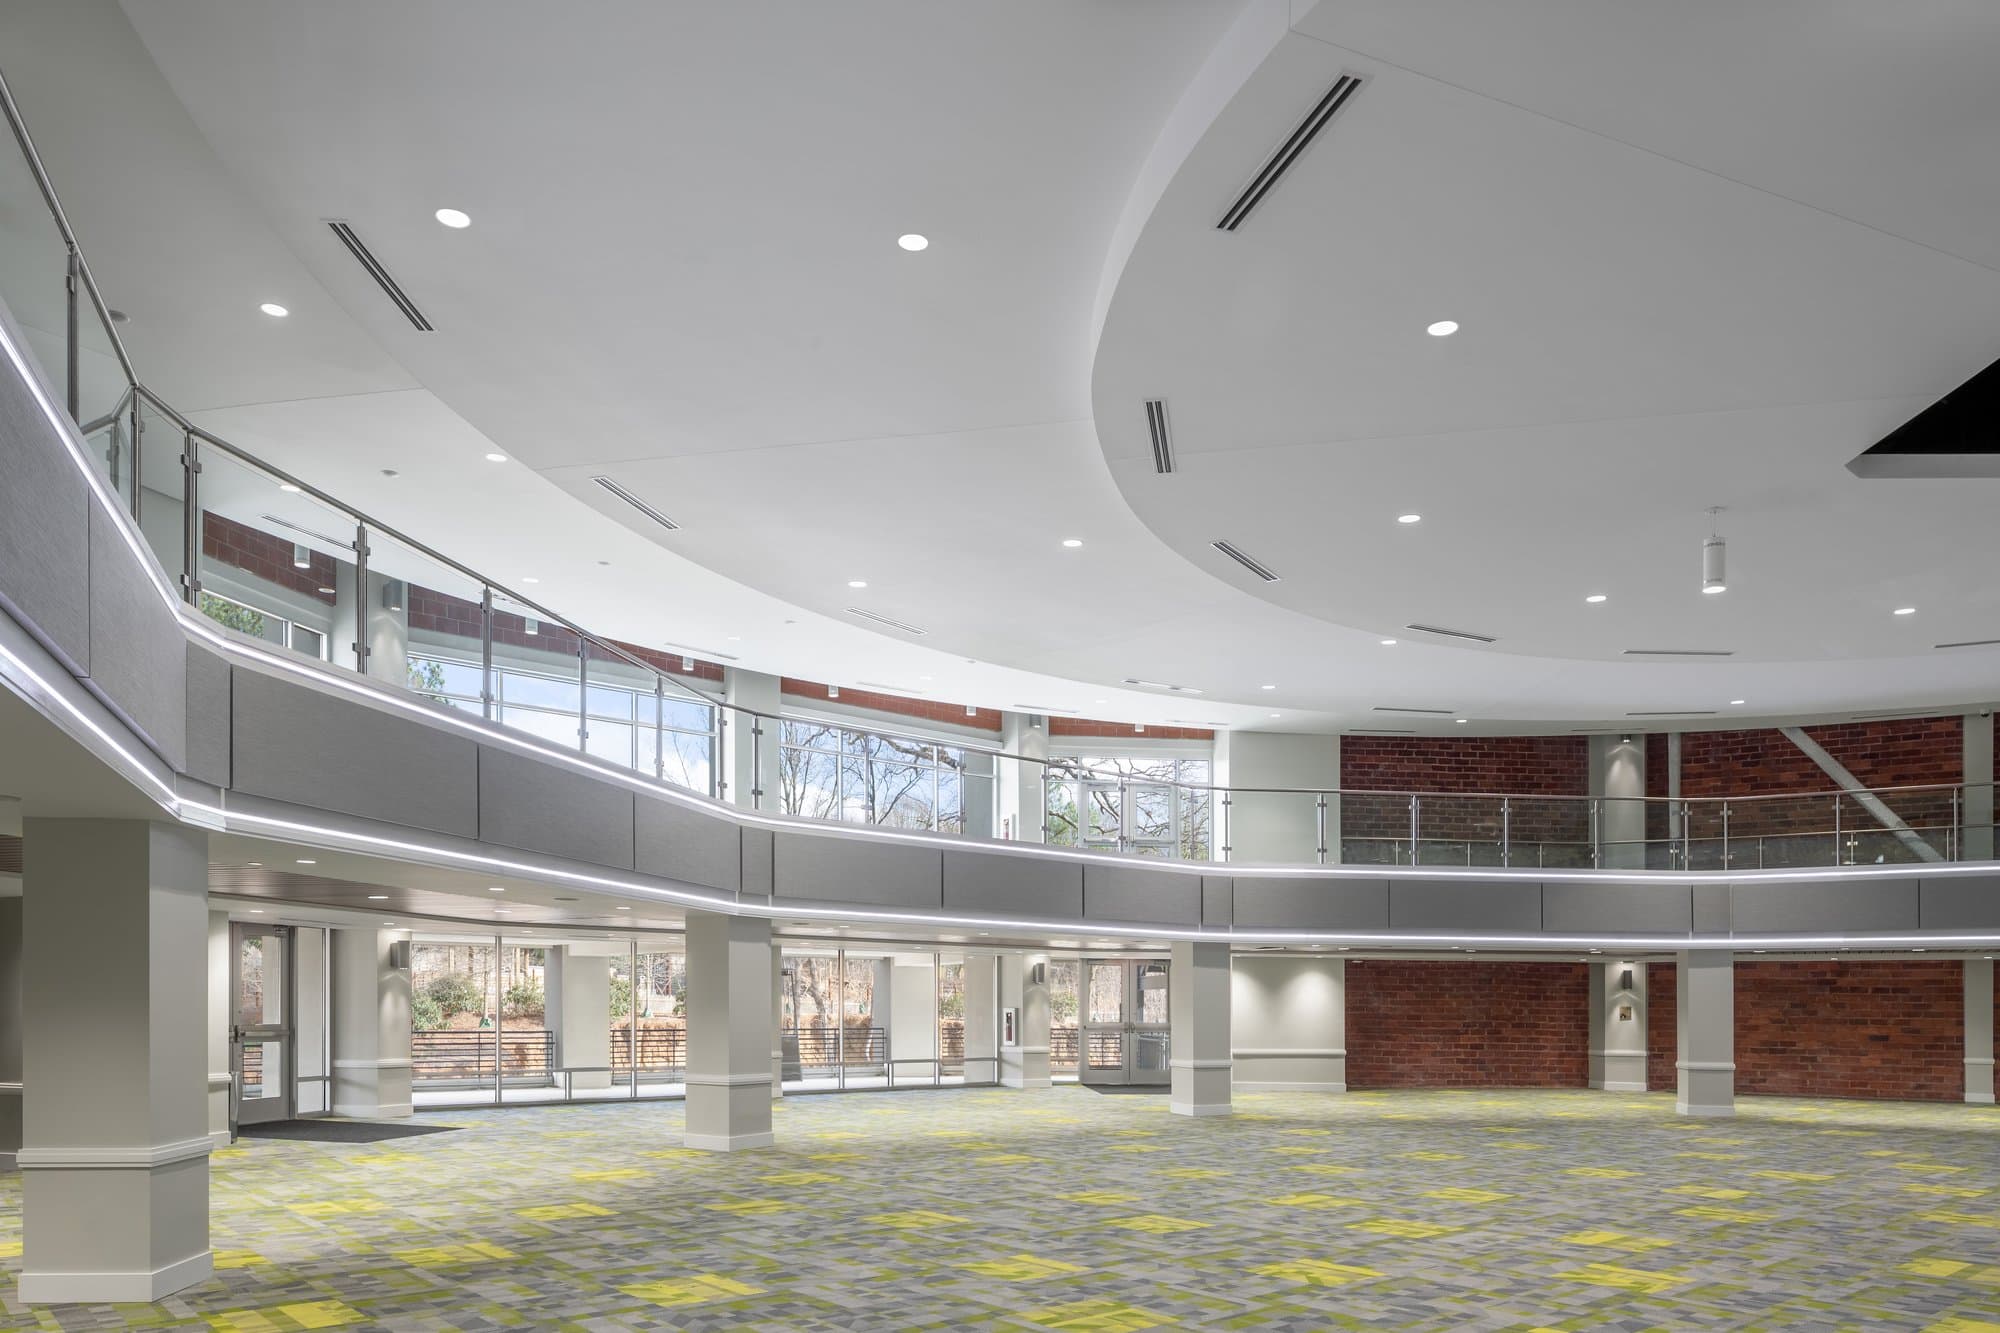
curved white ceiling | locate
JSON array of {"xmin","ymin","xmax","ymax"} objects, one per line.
[{"xmin": 5, "ymin": 0, "xmax": 1993, "ymax": 733}]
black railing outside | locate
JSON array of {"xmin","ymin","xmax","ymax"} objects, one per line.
[{"xmin": 412, "ymin": 1029, "xmax": 556, "ymax": 1087}]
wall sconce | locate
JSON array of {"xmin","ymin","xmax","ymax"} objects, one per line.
[
  {"xmin": 681, "ymin": 655, "xmax": 695, "ymax": 671},
  {"xmin": 381, "ymin": 579, "xmax": 405, "ymax": 612},
  {"xmin": 524, "ymin": 616, "xmax": 539, "ymax": 636},
  {"xmin": 1030, "ymin": 962, "xmax": 1046, "ymax": 986},
  {"xmin": 827, "ymin": 685, "xmax": 840, "ymax": 699},
  {"xmin": 292, "ymin": 542, "xmax": 312, "ymax": 570},
  {"xmin": 1619, "ymin": 967, "xmax": 1635, "ymax": 992}
]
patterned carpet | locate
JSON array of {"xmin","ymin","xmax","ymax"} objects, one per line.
[{"xmin": 2, "ymin": 1087, "xmax": 1998, "ymax": 1330}]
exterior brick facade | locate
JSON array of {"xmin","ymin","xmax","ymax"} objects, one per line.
[
  {"xmin": 1646, "ymin": 959, "xmax": 1966, "ymax": 1102},
  {"xmin": 1346, "ymin": 960, "xmax": 1590, "ymax": 1088},
  {"xmin": 782, "ymin": 678, "xmax": 1002, "ymax": 733}
]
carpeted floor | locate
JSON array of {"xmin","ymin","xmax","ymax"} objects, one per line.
[{"xmin": 1, "ymin": 1087, "xmax": 1998, "ymax": 1330}]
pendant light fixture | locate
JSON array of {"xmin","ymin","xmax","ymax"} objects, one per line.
[{"xmin": 1701, "ymin": 507, "xmax": 1727, "ymax": 595}]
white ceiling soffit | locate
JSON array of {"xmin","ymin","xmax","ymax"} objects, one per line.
[{"xmin": 12, "ymin": 0, "xmax": 1983, "ymax": 731}]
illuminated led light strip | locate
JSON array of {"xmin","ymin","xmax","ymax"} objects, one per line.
[
  {"xmin": 0, "ymin": 639, "xmax": 180, "ymax": 808},
  {"xmin": 5, "ymin": 317, "xmax": 1999, "ymax": 910},
  {"xmin": 182, "ymin": 800, "xmax": 2000, "ymax": 950}
]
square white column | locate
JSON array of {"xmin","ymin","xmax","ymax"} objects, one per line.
[
  {"xmin": 1589, "ymin": 960, "xmax": 1649, "ymax": 1092},
  {"xmin": 964, "ymin": 955, "xmax": 998, "ymax": 1085},
  {"xmin": 329, "ymin": 928, "xmax": 413, "ymax": 1118},
  {"xmin": 1966, "ymin": 958, "xmax": 1995, "ymax": 1105},
  {"xmin": 0, "ymin": 899, "xmax": 21, "ymax": 1166},
  {"xmin": 1676, "ymin": 950, "xmax": 1735, "ymax": 1117},
  {"xmin": 19, "ymin": 819, "xmax": 211, "ymax": 1304},
  {"xmin": 998, "ymin": 953, "xmax": 1050, "ymax": 1087},
  {"xmin": 1170, "ymin": 942, "xmax": 1231, "ymax": 1117},
  {"xmin": 684, "ymin": 911, "xmax": 773, "ymax": 1150},
  {"xmin": 205, "ymin": 910, "xmax": 231, "ymax": 1148},
  {"xmin": 770, "ymin": 941, "xmax": 785, "ymax": 1100}
]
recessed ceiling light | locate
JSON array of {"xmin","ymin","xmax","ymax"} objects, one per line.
[
  {"xmin": 1730, "ymin": 699, "xmax": 1746, "ymax": 706},
  {"xmin": 1269, "ymin": 712, "xmax": 1280, "ymax": 718},
  {"xmin": 1426, "ymin": 320, "xmax": 1458, "ymax": 337},
  {"xmin": 1893, "ymin": 607, "xmax": 1917, "ymax": 616},
  {"xmin": 484, "ymin": 452, "xmax": 507, "ymax": 463},
  {"xmin": 727, "ymin": 635, "xmax": 741, "ymax": 641},
  {"xmin": 1455, "ymin": 718, "xmax": 1469, "ymax": 724},
  {"xmin": 616, "ymin": 906, "xmax": 630, "ymax": 911},
  {"xmin": 1702, "ymin": 584, "xmax": 1727, "ymax": 595},
  {"xmin": 259, "ymin": 302, "xmax": 289, "ymax": 318},
  {"xmin": 383, "ymin": 922, "xmax": 397, "ymax": 927},
  {"xmin": 520, "ymin": 577, "xmax": 539, "ymax": 584},
  {"xmin": 488, "ymin": 885, "xmax": 505, "ymax": 892},
  {"xmin": 897, "ymin": 233, "xmax": 929, "ymax": 252},
  {"xmin": 296, "ymin": 858, "xmax": 316, "ymax": 865},
  {"xmin": 1260, "ymin": 684, "xmax": 1276, "ymax": 691},
  {"xmin": 494, "ymin": 908, "xmax": 510, "ymax": 914},
  {"xmin": 249, "ymin": 908, "xmax": 263, "ymax": 914},
  {"xmin": 278, "ymin": 482, "xmax": 302, "ymax": 493},
  {"xmin": 1397, "ymin": 514, "xmax": 1422, "ymax": 524},
  {"xmin": 1585, "ymin": 594, "xmax": 1607, "ymax": 603},
  {"xmin": 1061, "ymin": 538, "xmax": 1083, "ymax": 548},
  {"xmin": 1380, "ymin": 638, "xmax": 1398, "ymax": 646},
  {"xmin": 434, "ymin": 207, "xmax": 471, "ymax": 228},
  {"xmin": 246, "ymin": 862, "xmax": 262, "ymax": 868},
  {"xmin": 847, "ymin": 579, "xmax": 868, "ymax": 588},
  {"xmin": 368, "ymin": 894, "xmax": 387, "ymax": 900}
]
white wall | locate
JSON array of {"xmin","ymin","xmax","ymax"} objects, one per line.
[
  {"xmin": 1230, "ymin": 954, "xmax": 1345, "ymax": 1091},
  {"xmin": 1223, "ymin": 732, "xmax": 1340, "ymax": 864}
]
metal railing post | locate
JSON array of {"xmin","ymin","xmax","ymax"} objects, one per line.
[
  {"xmin": 576, "ymin": 637, "xmax": 589, "ymax": 752},
  {"xmin": 1721, "ymin": 801, "xmax": 1731, "ymax": 869},
  {"xmin": 1116, "ymin": 779, "xmax": 1128, "ymax": 855},
  {"xmin": 64, "ymin": 247, "xmax": 79, "ymax": 422},
  {"xmin": 1590, "ymin": 799, "xmax": 1600, "ymax": 867},
  {"xmin": 1408, "ymin": 794, "xmax": 1420, "ymax": 867},
  {"xmin": 479, "ymin": 586, "xmax": 495, "ymax": 721},
  {"xmin": 1833, "ymin": 793, "xmax": 1842, "ymax": 866},
  {"xmin": 653, "ymin": 677, "xmax": 666, "ymax": 781},
  {"xmin": 128, "ymin": 390, "xmax": 142, "ymax": 524},
  {"xmin": 1315, "ymin": 793, "xmax": 1327, "ymax": 865},
  {"xmin": 1951, "ymin": 786, "xmax": 1960, "ymax": 861},
  {"xmin": 1219, "ymin": 791, "xmax": 1231, "ymax": 862},
  {"xmin": 751, "ymin": 718, "xmax": 765, "ymax": 809},
  {"xmin": 179, "ymin": 429, "xmax": 200, "ymax": 605},
  {"xmin": 712, "ymin": 702, "xmax": 726, "ymax": 798},
  {"xmin": 351, "ymin": 522, "xmax": 370, "ymax": 674},
  {"xmin": 1501, "ymin": 797, "xmax": 1512, "ymax": 868}
]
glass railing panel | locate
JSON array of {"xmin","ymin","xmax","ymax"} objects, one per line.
[
  {"xmin": 366, "ymin": 526, "xmax": 487, "ymax": 716},
  {"xmin": 1228, "ymin": 790, "xmax": 1324, "ymax": 863},
  {"xmin": 1682, "ymin": 800, "xmax": 1728, "ymax": 871},
  {"xmin": 1338, "ymin": 791, "xmax": 1411, "ymax": 865},
  {"xmin": 582, "ymin": 638, "xmax": 649, "ymax": 779},
  {"xmin": 194, "ymin": 446, "xmax": 357, "ymax": 668},
  {"xmin": 1415, "ymin": 794, "xmax": 1502, "ymax": 867},
  {"xmin": 0, "ymin": 128, "xmax": 75, "ymax": 408},
  {"xmin": 489, "ymin": 589, "xmax": 584, "ymax": 751},
  {"xmin": 1866, "ymin": 785, "xmax": 1959, "ymax": 863}
]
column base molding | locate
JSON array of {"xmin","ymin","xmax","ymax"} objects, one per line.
[
  {"xmin": 1968, "ymin": 1092, "xmax": 1996, "ymax": 1105},
  {"xmin": 1170, "ymin": 1101, "xmax": 1232, "ymax": 1118},
  {"xmin": 1675, "ymin": 1101, "xmax": 1735, "ymax": 1117},
  {"xmin": 1168, "ymin": 1058, "xmax": 1233, "ymax": 1071},
  {"xmin": 16, "ymin": 1137, "xmax": 212, "ymax": 1170},
  {"xmin": 1598, "ymin": 1080, "xmax": 1649, "ymax": 1093},
  {"xmin": 18, "ymin": 1250, "xmax": 213, "ymax": 1304},
  {"xmin": 684, "ymin": 1130, "xmax": 774, "ymax": 1152},
  {"xmin": 685, "ymin": 1072, "xmax": 778, "ymax": 1088},
  {"xmin": 1000, "ymin": 1074, "xmax": 1051, "ymax": 1089}
]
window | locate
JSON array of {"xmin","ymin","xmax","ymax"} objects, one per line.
[
  {"xmin": 1045, "ymin": 755, "xmax": 1212, "ymax": 860},
  {"xmin": 778, "ymin": 719, "xmax": 979, "ymax": 833},
  {"xmin": 403, "ymin": 651, "xmax": 717, "ymax": 795},
  {"xmin": 199, "ymin": 591, "xmax": 328, "ymax": 661}
]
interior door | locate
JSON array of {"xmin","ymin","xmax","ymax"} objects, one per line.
[
  {"xmin": 231, "ymin": 923, "xmax": 293, "ymax": 1128},
  {"xmin": 1077, "ymin": 959, "xmax": 1127, "ymax": 1085},
  {"xmin": 1077, "ymin": 959, "xmax": 1172, "ymax": 1085}
]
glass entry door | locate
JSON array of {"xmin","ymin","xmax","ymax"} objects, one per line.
[
  {"xmin": 1077, "ymin": 958, "xmax": 1170, "ymax": 1086},
  {"xmin": 231, "ymin": 923, "xmax": 293, "ymax": 1128}
]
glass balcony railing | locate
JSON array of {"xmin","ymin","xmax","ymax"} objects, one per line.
[{"xmin": 1, "ymin": 62, "xmax": 1993, "ymax": 876}]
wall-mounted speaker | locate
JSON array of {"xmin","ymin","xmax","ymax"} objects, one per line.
[
  {"xmin": 389, "ymin": 939, "xmax": 412, "ymax": 970},
  {"xmin": 1618, "ymin": 967, "xmax": 1635, "ymax": 993},
  {"xmin": 1030, "ymin": 962, "xmax": 1046, "ymax": 986}
]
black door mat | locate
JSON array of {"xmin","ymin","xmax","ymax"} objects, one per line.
[
  {"xmin": 1083, "ymin": 1083, "xmax": 1171, "ymax": 1095},
  {"xmin": 241, "ymin": 1119, "xmax": 460, "ymax": 1144}
]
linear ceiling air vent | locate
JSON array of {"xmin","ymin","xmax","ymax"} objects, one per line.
[
  {"xmin": 1216, "ymin": 73, "xmax": 1364, "ymax": 231},
  {"xmin": 1621, "ymin": 648, "xmax": 1735, "ymax": 657},
  {"xmin": 1350, "ymin": 727, "xmax": 1417, "ymax": 735},
  {"xmin": 1145, "ymin": 399, "xmax": 1175, "ymax": 474},
  {"xmin": 260, "ymin": 514, "xmax": 354, "ymax": 550},
  {"xmin": 1373, "ymin": 706, "xmax": 1455, "ymax": 716},
  {"xmin": 1406, "ymin": 623, "xmax": 1496, "ymax": 645},
  {"xmin": 592, "ymin": 475, "xmax": 679, "ymax": 530},
  {"xmin": 845, "ymin": 607, "xmax": 928, "ymax": 636},
  {"xmin": 859, "ymin": 681, "xmax": 924, "ymax": 695},
  {"xmin": 1121, "ymin": 677, "xmax": 1203, "ymax": 694},
  {"xmin": 1212, "ymin": 540, "xmax": 1281, "ymax": 582},
  {"xmin": 1935, "ymin": 638, "xmax": 2000, "ymax": 650},
  {"xmin": 326, "ymin": 221, "xmax": 434, "ymax": 330},
  {"xmin": 1625, "ymin": 710, "xmax": 1717, "ymax": 717},
  {"xmin": 662, "ymin": 640, "xmax": 737, "ymax": 662}
]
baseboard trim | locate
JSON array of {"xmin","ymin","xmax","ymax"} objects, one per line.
[
  {"xmin": 684, "ymin": 1130, "xmax": 774, "ymax": 1152},
  {"xmin": 207, "ymin": 1130, "xmax": 231, "ymax": 1151},
  {"xmin": 1231, "ymin": 1080, "xmax": 1346, "ymax": 1092},
  {"xmin": 1598, "ymin": 1080, "xmax": 1648, "ymax": 1093},
  {"xmin": 18, "ymin": 1250, "xmax": 212, "ymax": 1303},
  {"xmin": 1170, "ymin": 1101, "xmax": 1232, "ymax": 1118},
  {"xmin": 1000, "ymin": 1075, "xmax": 1051, "ymax": 1089}
]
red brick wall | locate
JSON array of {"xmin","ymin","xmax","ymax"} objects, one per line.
[
  {"xmin": 782, "ymin": 679, "xmax": 1002, "ymax": 733},
  {"xmin": 1678, "ymin": 718, "xmax": 1961, "ymax": 843},
  {"xmin": 1647, "ymin": 962, "xmax": 1677, "ymax": 1091},
  {"xmin": 1346, "ymin": 961, "xmax": 1589, "ymax": 1089},
  {"xmin": 1340, "ymin": 736, "xmax": 1591, "ymax": 844},
  {"xmin": 202, "ymin": 511, "xmax": 338, "ymax": 604},
  {"xmin": 1646, "ymin": 960, "xmax": 1965, "ymax": 1102},
  {"xmin": 1049, "ymin": 718, "xmax": 1213, "ymax": 740}
]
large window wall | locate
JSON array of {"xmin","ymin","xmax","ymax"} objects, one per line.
[
  {"xmin": 1045, "ymin": 755, "xmax": 1214, "ymax": 859},
  {"xmin": 779, "ymin": 946, "xmax": 994, "ymax": 1093},
  {"xmin": 778, "ymin": 719, "xmax": 993, "ymax": 834}
]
